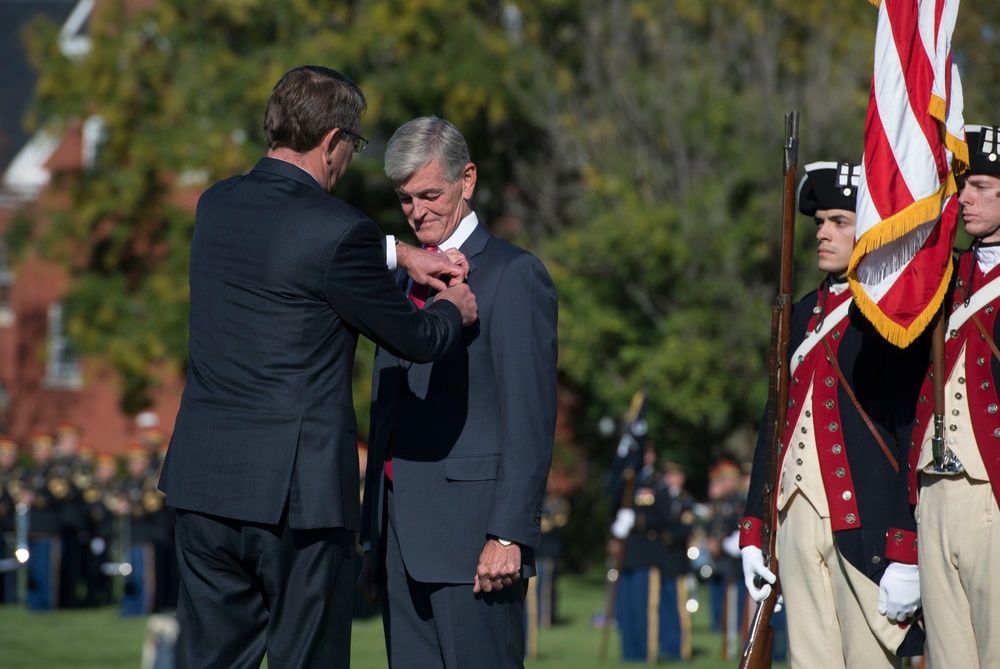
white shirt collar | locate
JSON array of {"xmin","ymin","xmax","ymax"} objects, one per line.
[
  {"xmin": 977, "ymin": 245, "xmax": 1000, "ymax": 274},
  {"xmin": 434, "ymin": 212, "xmax": 478, "ymax": 251}
]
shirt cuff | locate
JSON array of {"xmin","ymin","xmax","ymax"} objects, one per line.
[{"xmin": 385, "ymin": 235, "xmax": 397, "ymax": 270}]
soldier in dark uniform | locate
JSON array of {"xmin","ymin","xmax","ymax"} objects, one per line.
[
  {"xmin": 53, "ymin": 423, "xmax": 90, "ymax": 608},
  {"xmin": 739, "ymin": 162, "xmax": 927, "ymax": 667},
  {"xmin": 119, "ymin": 444, "xmax": 160, "ymax": 616},
  {"xmin": 656, "ymin": 461, "xmax": 696, "ymax": 661},
  {"xmin": 533, "ymin": 485, "xmax": 570, "ymax": 629},
  {"xmin": 139, "ymin": 427, "xmax": 178, "ymax": 611},
  {"xmin": 704, "ymin": 459, "xmax": 746, "ymax": 653},
  {"xmin": 21, "ymin": 433, "xmax": 63, "ymax": 611},
  {"xmin": 83, "ymin": 452, "xmax": 122, "ymax": 607},
  {"xmin": 0, "ymin": 437, "xmax": 23, "ymax": 604},
  {"xmin": 611, "ymin": 448, "xmax": 696, "ymax": 662}
]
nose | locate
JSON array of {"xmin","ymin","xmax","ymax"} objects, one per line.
[
  {"xmin": 816, "ymin": 221, "xmax": 830, "ymax": 241},
  {"xmin": 411, "ymin": 198, "xmax": 428, "ymax": 222},
  {"xmin": 957, "ymin": 184, "xmax": 970, "ymax": 207}
]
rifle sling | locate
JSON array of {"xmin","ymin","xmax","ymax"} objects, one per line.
[
  {"xmin": 820, "ymin": 338, "xmax": 898, "ymax": 474},
  {"xmin": 969, "ymin": 313, "xmax": 1000, "ymax": 364}
]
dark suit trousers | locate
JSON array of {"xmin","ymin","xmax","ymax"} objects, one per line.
[
  {"xmin": 174, "ymin": 509, "xmax": 354, "ymax": 669},
  {"xmin": 382, "ymin": 487, "xmax": 526, "ymax": 669}
]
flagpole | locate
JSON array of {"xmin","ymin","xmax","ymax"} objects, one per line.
[{"xmin": 931, "ymin": 310, "xmax": 946, "ymax": 463}]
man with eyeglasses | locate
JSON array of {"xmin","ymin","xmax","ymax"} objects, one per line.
[{"xmin": 159, "ymin": 66, "xmax": 478, "ymax": 669}]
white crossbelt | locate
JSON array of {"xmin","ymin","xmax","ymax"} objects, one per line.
[
  {"xmin": 947, "ymin": 274, "xmax": 1000, "ymax": 332},
  {"xmin": 789, "ymin": 298, "xmax": 852, "ymax": 376}
]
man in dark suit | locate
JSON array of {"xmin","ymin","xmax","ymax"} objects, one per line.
[
  {"xmin": 358, "ymin": 116, "xmax": 558, "ymax": 668},
  {"xmin": 159, "ymin": 67, "xmax": 477, "ymax": 669}
]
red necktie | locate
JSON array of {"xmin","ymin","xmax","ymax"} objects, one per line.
[
  {"xmin": 387, "ymin": 245, "xmax": 439, "ymax": 482},
  {"xmin": 407, "ymin": 245, "xmax": 439, "ymax": 309}
]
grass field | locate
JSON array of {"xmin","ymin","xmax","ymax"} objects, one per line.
[{"xmin": 0, "ymin": 570, "xmax": 785, "ymax": 668}]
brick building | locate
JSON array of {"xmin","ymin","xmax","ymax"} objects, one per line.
[{"xmin": 0, "ymin": 0, "xmax": 181, "ymax": 454}]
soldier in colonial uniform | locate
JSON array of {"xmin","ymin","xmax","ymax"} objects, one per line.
[
  {"xmin": 20, "ymin": 433, "xmax": 63, "ymax": 611},
  {"xmin": 611, "ymin": 448, "xmax": 696, "ymax": 662},
  {"xmin": 900, "ymin": 124, "xmax": 1000, "ymax": 668},
  {"xmin": 739, "ymin": 162, "xmax": 927, "ymax": 667}
]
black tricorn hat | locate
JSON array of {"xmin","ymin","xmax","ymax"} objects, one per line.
[
  {"xmin": 797, "ymin": 161, "xmax": 861, "ymax": 217},
  {"xmin": 966, "ymin": 125, "xmax": 1000, "ymax": 177}
]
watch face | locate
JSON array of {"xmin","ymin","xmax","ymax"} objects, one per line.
[{"xmin": 497, "ymin": 538, "xmax": 512, "ymax": 546}]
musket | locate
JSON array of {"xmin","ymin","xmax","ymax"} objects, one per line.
[
  {"xmin": 598, "ymin": 467, "xmax": 637, "ymax": 662},
  {"xmin": 739, "ymin": 110, "xmax": 799, "ymax": 669}
]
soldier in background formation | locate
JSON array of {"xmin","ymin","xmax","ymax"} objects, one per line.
[
  {"xmin": 610, "ymin": 445, "xmax": 696, "ymax": 663},
  {"xmin": 703, "ymin": 459, "xmax": 748, "ymax": 656},
  {"xmin": 0, "ymin": 437, "xmax": 23, "ymax": 604},
  {"xmin": 20, "ymin": 433, "xmax": 62, "ymax": 611},
  {"xmin": 0, "ymin": 422, "xmax": 175, "ymax": 614}
]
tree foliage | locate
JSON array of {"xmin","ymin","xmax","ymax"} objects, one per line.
[{"xmin": 11, "ymin": 0, "xmax": 1000, "ymax": 479}]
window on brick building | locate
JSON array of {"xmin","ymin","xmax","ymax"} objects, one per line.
[
  {"xmin": 45, "ymin": 302, "xmax": 82, "ymax": 389},
  {"xmin": 0, "ymin": 242, "xmax": 12, "ymax": 326}
]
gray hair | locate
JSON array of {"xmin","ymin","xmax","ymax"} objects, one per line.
[{"xmin": 384, "ymin": 116, "xmax": 471, "ymax": 184}]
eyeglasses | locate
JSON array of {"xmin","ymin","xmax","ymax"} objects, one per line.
[{"xmin": 342, "ymin": 129, "xmax": 369, "ymax": 154}]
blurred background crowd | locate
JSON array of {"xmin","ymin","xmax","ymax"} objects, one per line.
[{"xmin": 0, "ymin": 412, "xmax": 781, "ymax": 663}]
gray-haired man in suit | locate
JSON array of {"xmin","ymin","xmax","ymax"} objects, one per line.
[
  {"xmin": 358, "ymin": 116, "xmax": 558, "ymax": 668},
  {"xmin": 159, "ymin": 67, "xmax": 477, "ymax": 669}
]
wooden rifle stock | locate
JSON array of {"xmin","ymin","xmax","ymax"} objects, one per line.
[
  {"xmin": 598, "ymin": 468, "xmax": 637, "ymax": 661},
  {"xmin": 739, "ymin": 111, "xmax": 799, "ymax": 669}
]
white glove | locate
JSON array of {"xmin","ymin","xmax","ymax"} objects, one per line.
[
  {"xmin": 878, "ymin": 562, "xmax": 920, "ymax": 623},
  {"xmin": 722, "ymin": 529, "xmax": 742, "ymax": 558},
  {"xmin": 741, "ymin": 546, "xmax": 776, "ymax": 603},
  {"xmin": 611, "ymin": 508, "xmax": 636, "ymax": 539}
]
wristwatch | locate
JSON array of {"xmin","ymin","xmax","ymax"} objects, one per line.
[{"xmin": 496, "ymin": 537, "xmax": 513, "ymax": 546}]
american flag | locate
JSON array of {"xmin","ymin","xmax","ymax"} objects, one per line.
[{"xmin": 848, "ymin": 0, "xmax": 967, "ymax": 348}]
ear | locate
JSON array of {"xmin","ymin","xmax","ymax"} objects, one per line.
[
  {"xmin": 322, "ymin": 128, "xmax": 341, "ymax": 162},
  {"xmin": 460, "ymin": 162, "xmax": 477, "ymax": 200}
]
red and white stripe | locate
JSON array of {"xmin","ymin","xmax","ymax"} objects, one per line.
[{"xmin": 848, "ymin": 0, "xmax": 966, "ymax": 348}]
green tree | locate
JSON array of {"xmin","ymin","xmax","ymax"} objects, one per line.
[{"xmin": 10, "ymin": 0, "xmax": 1000, "ymax": 487}]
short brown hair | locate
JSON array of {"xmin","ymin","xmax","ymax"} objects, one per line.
[{"xmin": 263, "ymin": 66, "xmax": 367, "ymax": 152}]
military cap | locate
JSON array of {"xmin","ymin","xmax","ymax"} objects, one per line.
[
  {"xmin": 709, "ymin": 458, "xmax": 742, "ymax": 481},
  {"xmin": 661, "ymin": 460, "xmax": 686, "ymax": 474},
  {"xmin": 125, "ymin": 443, "xmax": 151, "ymax": 461},
  {"xmin": 797, "ymin": 161, "xmax": 862, "ymax": 216},
  {"xmin": 95, "ymin": 452, "xmax": 119, "ymax": 468},
  {"xmin": 0, "ymin": 436, "xmax": 17, "ymax": 457},
  {"xmin": 966, "ymin": 125, "xmax": 1000, "ymax": 177},
  {"xmin": 56, "ymin": 422, "xmax": 81, "ymax": 437},
  {"xmin": 139, "ymin": 427, "xmax": 168, "ymax": 448}
]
